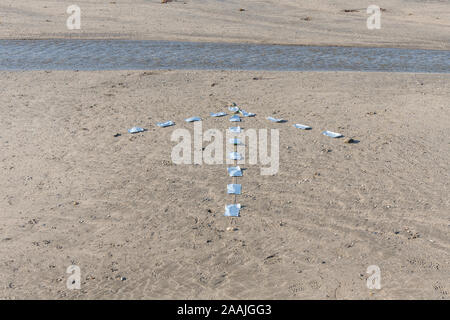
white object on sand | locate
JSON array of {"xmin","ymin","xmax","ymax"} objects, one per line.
[
  {"xmin": 230, "ymin": 115, "xmax": 241, "ymax": 122},
  {"xmin": 210, "ymin": 112, "xmax": 227, "ymax": 117},
  {"xmin": 229, "ymin": 138, "xmax": 242, "ymax": 145},
  {"xmin": 227, "ymin": 184, "xmax": 242, "ymax": 195},
  {"xmin": 267, "ymin": 116, "xmax": 286, "ymax": 123},
  {"xmin": 229, "ymin": 152, "xmax": 242, "ymax": 160},
  {"xmin": 322, "ymin": 130, "xmax": 343, "ymax": 138},
  {"xmin": 241, "ymin": 110, "xmax": 256, "ymax": 117},
  {"xmin": 185, "ymin": 116, "xmax": 201, "ymax": 122},
  {"xmin": 128, "ymin": 127, "xmax": 145, "ymax": 134},
  {"xmin": 228, "ymin": 166, "xmax": 243, "ymax": 177}
]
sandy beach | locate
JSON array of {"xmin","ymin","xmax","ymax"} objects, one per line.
[
  {"xmin": 0, "ymin": 70, "xmax": 448, "ymax": 299},
  {"xmin": 0, "ymin": 0, "xmax": 449, "ymax": 301},
  {"xmin": 0, "ymin": 0, "xmax": 449, "ymax": 50}
]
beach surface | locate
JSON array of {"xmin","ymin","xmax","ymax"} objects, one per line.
[
  {"xmin": 0, "ymin": 70, "xmax": 449, "ymax": 299},
  {"xmin": 0, "ymin": 0, "xmax": 449, "ymax": 50}
]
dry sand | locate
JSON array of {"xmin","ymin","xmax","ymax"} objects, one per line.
[
  {"xmin": 0, "ymin": 70, "xmax": 449, "ymax": 299},
  {"xmin": 0, "ymin": 0, "xmax": 449, "ymax": 50}
]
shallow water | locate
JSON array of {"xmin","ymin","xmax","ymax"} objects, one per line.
[{"xmin": 0, "ymin": 40, "xmax": 449, "ymax": 72}]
